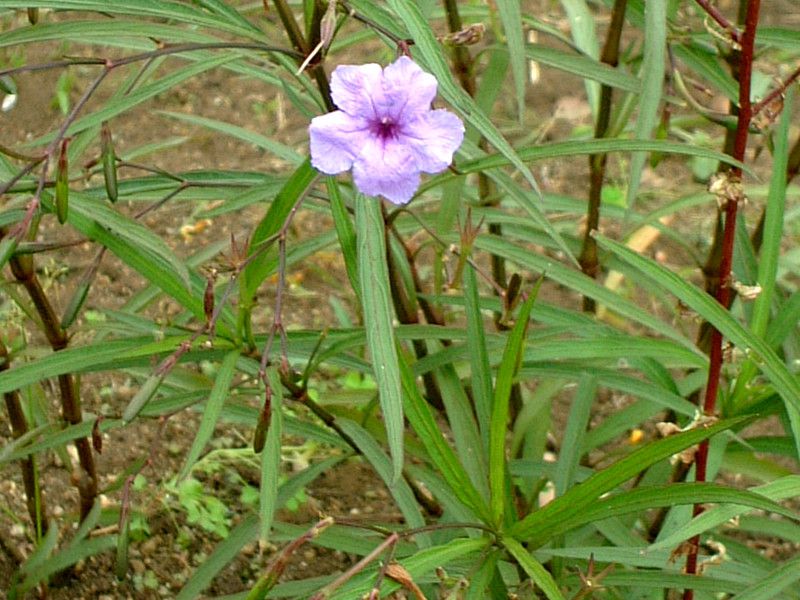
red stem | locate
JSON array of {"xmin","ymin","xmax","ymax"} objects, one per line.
[{"xmin": 683, "ymin": 1, "xmax": 760, "ymax": 597}]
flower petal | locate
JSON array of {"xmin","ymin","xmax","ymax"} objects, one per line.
[
  {"xmin": 401, "ymin": 109, "xmax": 465, "ymax": 173},
  {"xmin": 352, "ymin": 136, "xmax": 420, "ymax": 205},
  {"xmin": 329, "ymin": 62, "xmax": 384, "ymax": 117},
  {"xmin": 309, "ymin": 110, "xmax": 371, "ymax": 174},
  {"xmin": 382, "ymin": 56, "xmax": 438, "ymax": 121}
]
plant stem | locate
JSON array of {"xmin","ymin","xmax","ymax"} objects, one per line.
[
  {"xmin": 8, "ymin": 254, "xmax": 97, "ymax": 521},
  {"xmin": 271, "ymin": 0, "xmax": 333, "ymax": 110},
  {"xmin": 0, "ymin": 341, "xmax": 48, "ymax": 537},
  {"xmin": 683, "ymin": 1, "xmax": 760, "ymax": 597},
  {"xmin": 578, "ymin": 0, "xmax": 628, "ymax": 313}
]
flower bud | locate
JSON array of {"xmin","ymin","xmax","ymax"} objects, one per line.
[
  {"xmin": 55, "ymin": 139, "xmax": 69, "ymax": 224},
  {"xmin": 320, "ymin": 0, "xmax": 337, "ymax": 52},
  {"xmin": 101, "ymin": 121, "xmax": 118, "ymax": 203}
]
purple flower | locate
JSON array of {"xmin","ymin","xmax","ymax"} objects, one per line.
[{"xmin": 309, "ymin": 56, "xmax": 464, "ymax": 205}]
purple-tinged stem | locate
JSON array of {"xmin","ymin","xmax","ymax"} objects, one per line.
[{"xmin": 683, "ymin": 1, "xmax": 760, "ymax": 597}]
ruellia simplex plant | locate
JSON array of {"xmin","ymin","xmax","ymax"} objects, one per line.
[{"xmin": 0, "ymin": 1, "xmax": 799, "ymax": 598}]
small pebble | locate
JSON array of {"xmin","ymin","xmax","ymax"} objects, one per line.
[{"xmin": 10, "ymin": 523, "xmax": 25, "ymax": 538}]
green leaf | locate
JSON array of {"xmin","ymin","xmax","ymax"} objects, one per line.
[
  {"xmin": 260, "ymin": 367, "xmax": 284, "ymax": 541},
  {"xmin": 329, "ymin": 537, "xmax": 489, "ymax": 600},
  {"xmin": 463, "ymin": 266, "xmax": 493, "ymax": 449},
  {"xmin": 328, "ymin": 179, "xmax": 360, "ymax": 297},
  {"xmin": 476, "ymin": 234, "xmax": 693, "ymax": 348},
  {"xmin": 337, "ymin": 419, "xmax": 427, "ymax": 537},
  {"xmin": 0, "ymin": 1, "xmax": 263, "ymax": 40},
  {"xmin": 356, "ymin": 196, "xmax": 404, "ymax": 482},
  {"xmin": 625, "ymin": 0, "xmax": 666, "ymax": 209},
  {"xmin": 490, "ymin": 282, "xmax": 540, "ymax": 525},
  {"xmin": 51, "ymin": 191, "xmax": 196, "ymax": 316},
  {"xmin": 34, "ymin": 53, "xmax": 239, "ymax": 144},
  {"xmin": 179, "ymin": 351, "xmax": 239, "ymax": 479},
  {"xmin": 552, "ymin": 482, "xmax": 800, "ymax": 539},
  {"xmin": 731, "ymin": 555, "xmax": 800, "ymax": 600},
  {"xmin": 243, "ymin": 159, "xmax": 317, "ymax": 301},
  {"xmin": 18, "ymin": 536, "xmax": 117, "ymax": 594},
  {"xmin": 732, "ymin": 87, "xmax": 794, "ymax": 402},
  {"xmin": 594, "ymin": 233, "xmax": 800, "ymax": 460},
  {"xmin": 526, "ymin": 44, "xmax": 641, "ymax": 93},
  {"xmin": 497, "ymin": 0, "xmax": 526, "ymax": 120},
  {"xmin": 510, "ymin": 416, "xmax": 752, "ymax": 544},
  {"xmin": 400, "ymin": 356, "xmax": 491, "ymax": 522},
  {"xmin": 554, "ymin": 375, "xmax": 596, "ymax": 496},
  {"xmin": 157, "ymin": 111, "xmax": 302, "ymax": 165},
  {"xmin": 503, "ymin": 535, "xmax": 565, "ymax": 600},
  {"xmin": 176, "ymin": 514, "xmax": 258, "ymax": 600},
  {"xmin": 457, "ymin": 138, "xmax": 752, "ymax": 176},
  {"xmin": 650, "ymin": 475, "xmax": 800, "ymax": 551},
  {"xmin": 560, "ymin": 0, "xmax": 600, "ymax": 113}
]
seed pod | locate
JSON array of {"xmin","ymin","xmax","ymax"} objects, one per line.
[
  {"xmin": 27, "ymin": 8, "xmax": 39, "ymax": 25},
  {"xmin": 91, "ymin": 417, "xmax": 103, "ymax": 453},
  {"xmin": 101, "ymin": 122, "xmax": 118, "ymax": 203},
  {"xmin": 504, "ymin": 272, "xmax": 522, "ymax": 313},
  {"xmin": 55, "ymin": 139, "xmax": 69, "ymax": 224},
  {"xmin": 0, "ymin": 74, "xmax": 16, "ymax": 96},
  {"xmin": 253, "ymin": 389, "xmax": 272, "ymax": 454},
  {"xmin": 123, "ymin": 374, "xmax": 164, "ymax": 423},
  {"xmin": 203, "ymin": 276, "xmax": 214, "ymax": 324}
]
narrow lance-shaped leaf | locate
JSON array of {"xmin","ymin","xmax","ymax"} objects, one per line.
[
  {"xmin": 490, "ymin": 280, "xmax": 541, "ymax": 525},
  {"xmin": 732, "ymin": 86, "xmax": 794, "ymax": 401},
  {"xmin": 496, "ymin": 0, "xmax": 526, "ymax": 121},
  {"xmin": 593, "ymin": 232, "xmax": 800, "ymax": 461},
  {"xmin": 511, "ymin": 415, "xmax": 753, "ymax": 544},
  {"xmin": 260, "ymin": 366, "xmax": 284, "ymax": 542},
  {"xmin": 625, "ymin": 0, "xmax": 666, "ymax": 210},
  {"xmin": 356, "ymin": 195, "xmax": 404, "ymax": 482},
  {"xmin": 179, "ymin": 351, "xmax": 239, "ymax": 479}
]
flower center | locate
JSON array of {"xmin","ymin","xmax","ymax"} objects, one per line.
[{"xmin": 373, "ymin": 116, "xmax": 398, "ymax": 142}]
